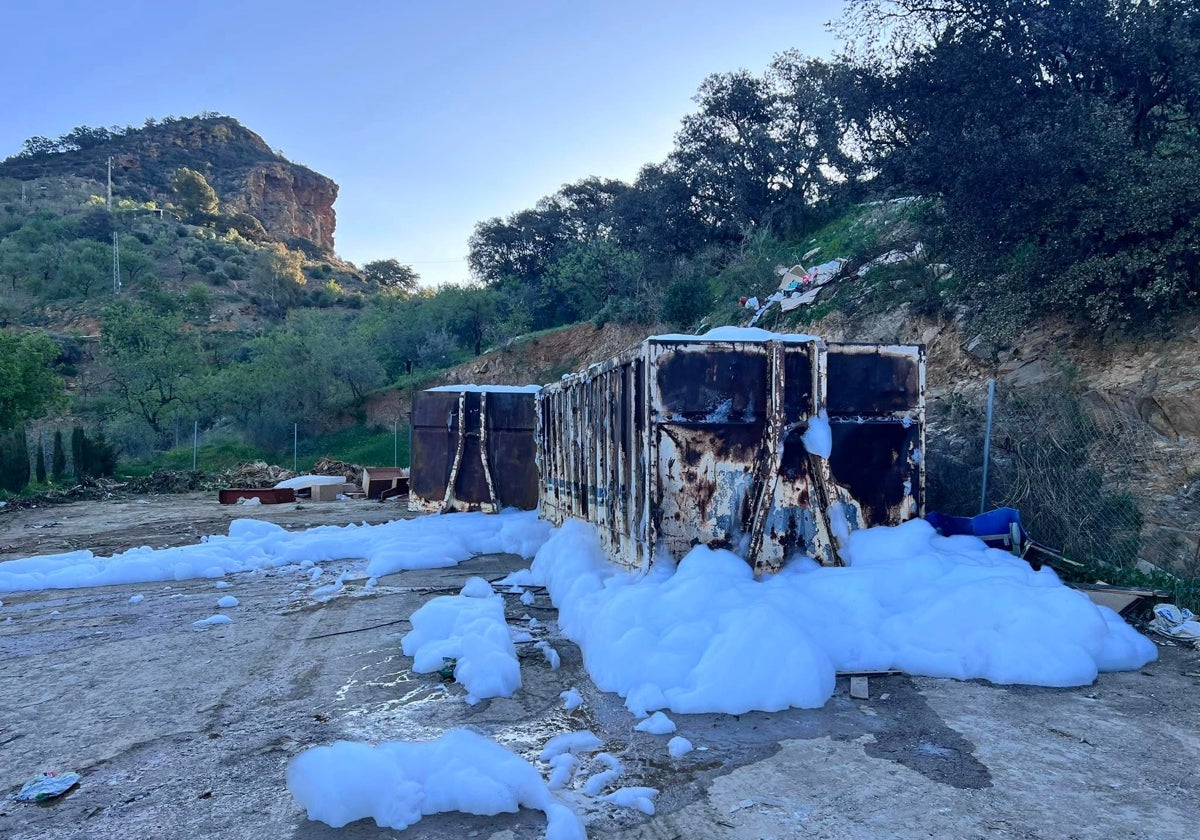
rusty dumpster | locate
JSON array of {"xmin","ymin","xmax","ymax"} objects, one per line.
[
  {"xmin": 409, "ymin": 385, "xmax": 542, "ymax": 513},
  {"xmin": 218, "ymin": 487, "xmax": 295, "ymax": 505},
  {"xmin": 536, "ymin": 332, "xmax": 924, "ymax": 572}
]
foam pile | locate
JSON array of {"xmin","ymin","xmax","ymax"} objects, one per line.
[
  {"xmin": 530, "ymin": 519, "xmax": 1157, "ymax": 715},
  {"xmin": 0, "ymin": 511, "xmax": 551, "ymax": 593},
  {"xmin": 287, "ymin": 729, "xmax": 584, "ymax": 839},
  {"xmin": 401, "ymin": 577, "xmax": 520, "ymax": 703}
]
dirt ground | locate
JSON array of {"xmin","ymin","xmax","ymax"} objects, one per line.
[{"xmin": 1, "ymin": 494, "xmax": 1199, "ymax": 840}]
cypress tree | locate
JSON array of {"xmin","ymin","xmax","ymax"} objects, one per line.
[
  {"xmin": 71, "ymin": 426, "xmax": 85, "ymax": 479},
  {"xmin": 52, "ymin": 429, "xmax": 66, "ymax": 482},
  {"xmin": 35, "ymin": 435, "xmax": 47, "ymax": 484},
  {"xmin": 1, "ymin": 426, "xmax": 31, "ymax": 492}
]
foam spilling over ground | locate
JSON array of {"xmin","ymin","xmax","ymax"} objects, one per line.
[
  {"xmin": 287, "ymin": 729, "xmax": 584, "ymax": 839},
  {"xmin": 402, "ymin": 577, "xmax": 521, "ymax": 703},
  {"xmin": 529, "ymin": 519, "xmax": 1158, "ymax": 715},
  {"xmin": 0, "ymin": 511, "xmax": 551, "ymax": 592}
]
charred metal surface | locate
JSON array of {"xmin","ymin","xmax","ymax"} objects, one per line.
[
  {"xmin": 826, "ymin": 344, "xmax": 921, "ymax": 414},
  {"xmin": 409, "ymin": 388, "xmax": 540, "ymax": 513},
  {"xmin": 537, "ymin": 336, "xmax": 925, "ymax": 572}
]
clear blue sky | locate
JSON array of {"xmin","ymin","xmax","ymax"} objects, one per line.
[{"xmin": 0, "ymin": 1, "xmax": 845, "ymax": 287}]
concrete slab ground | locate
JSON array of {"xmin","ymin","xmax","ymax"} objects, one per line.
[{"xmin": 1, "ymin": 495, "xmax": 1198, "ymax": 839}]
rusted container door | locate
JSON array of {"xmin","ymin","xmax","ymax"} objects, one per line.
[
  {"xmin": 410, "ymin": 389, "xmax": 539, "ymax": 513},
  {"xmin": 485, "ymin": 392, "xmax": 539, "ymax": 510},
  {"xmin": 647, "ymin": 337, "xmax": 830, "ymax": 573},
  {"xmin": 410, "ymin": 391, "xmax": 460, "ymax": 509},
  {"xmin": 824, "ymin": 343, "xmax": 925, "ymax": 529}
]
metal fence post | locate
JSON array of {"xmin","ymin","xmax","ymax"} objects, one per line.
[
  {"xmin": 980, "ymin": 379, "xmax": 996, "ymax": 514},
  {"xmin": 192, "ymin": 420, "xmax": 198, "ymax": 470},
  {"xmin": 293, "ymin": 423, "xmax": 298, "ymax": 473}
]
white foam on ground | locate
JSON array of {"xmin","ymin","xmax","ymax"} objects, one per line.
[
  {"xmin": 401, "ymin": 577, "xmax": 520, "ymax": 704},
  {"xmin": 634, "ymin": 711, "xmax": 676, "ymax": 735},
  {"xmin": 0, "ymin": 511, "xmax": 551, "ymax": 593},
  {"xmin": 529, "ymin": 519, "xmax": 1157, "ymax": 715},
  {"xmin": 287, "ymin": 729, "xmax": 584, "ymax": 839},
  {"xmin": 539, "ymin": 731, "xmax": 602, "ymax": 762},
  {"xmin": 667, "ymin": 736, "xmax": 693, "ymax": 758},
  {"xmin": 603, "ymin": 786, "xmax": 658, "ymax": 815},
  {"xmin": 193, "ymin": 614, "xmax": 232, "ymax": 629},
  {"xmin": 581, "ymin": 753, "xmax": 623, "ymax": 796}
]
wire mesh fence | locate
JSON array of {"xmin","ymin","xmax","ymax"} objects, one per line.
[{"xmin": 926, "ymin": 380, "xmax": 1200, "ymax": 581}]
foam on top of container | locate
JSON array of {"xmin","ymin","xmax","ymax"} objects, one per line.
[
  {"xmin": 650, "ymin": 327, "xmax": 823, "ymax": 344},
  {"xmin": 426, "ymin": 384, "xmax": 542, "ymax": 394}
]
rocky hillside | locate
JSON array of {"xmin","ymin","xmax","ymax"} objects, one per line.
[{"xmin": 0, "ymin": 115, "xmax": 336, "ymax": 251}]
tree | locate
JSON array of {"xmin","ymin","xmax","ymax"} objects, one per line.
[
  {"xmin": 70, "ymin": 426, "xmax": 116, "ymax": 479},
  {"xmin": 172, "ymin": 167, "xmax": 219, "ymax": 219},
  {"xmin": 839, "ymin": 0, "xmax": 1200, "ymax": 330},
  {"xmin": 250, "ymin": 243, "xmax": 306, "ymax": 317},
  {"xmin": 670, "ymin": 54, "xmax": 855, "ymax": 238},
  {"xmin": 431, "ymin": 285, "xmax": 498, "ymax": 356},
  {"xmin": 97, "ymin": 302, "xmax": 204, "ymax": 443},
  {"xmin": 119, "ymin": 238, "xmax": 156, "ymax": 287},
  {"xmin": 541, "ymin": 241, "xmax": 645, "ymax": 325},
  {"xmin": 56, "ymin": 240, "xmax": 110, "ymax": 299},
  {"xmin": 0, "ymin": 330, "xmax": 63, "ymax": 430},
  {"xmin": 0, "ymin": 426, "xmax": 30, "ymax": 492},
  {"xmin": 468, "ymin": 177, "xmax": 628, "ymax": 287},
  {"xmin": 362, "ymin": 259, "xmax": 420, "ymax": 293},
  {"xmin": 34, "ymin": 436, "xmax": 47, "ymax": 484},
  {"xmin": 51, "ymin": 429, "xmax": 66, "ymax": 481}
]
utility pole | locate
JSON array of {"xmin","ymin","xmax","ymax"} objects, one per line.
[
  {"xmin": 108, "ymin": 156, "xmax": 120, "ymax": 295},
  {"xmin": 112, "ymin": 231, "xmax": 121, "ymax": 295}
]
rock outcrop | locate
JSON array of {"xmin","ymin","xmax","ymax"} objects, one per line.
[
  {"xmin": 226, "ymin": 161, "xmax": 337, "ymax": 252},
  {"xmin": 0, "ymin": 115, "xmax": 338, "ymax": 251}
]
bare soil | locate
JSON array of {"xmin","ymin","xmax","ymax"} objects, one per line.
[{"xmin": 0, "ymin": 492, "xmax": 410, "ymax": 564}]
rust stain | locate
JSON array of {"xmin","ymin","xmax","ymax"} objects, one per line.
[{"xmin": 536, "ymin": 337, "xmax": 925, "ymax": 572}]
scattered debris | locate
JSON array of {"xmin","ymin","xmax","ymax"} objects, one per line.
[
  {"xmin": 220, "ymin": 461, "xmax": 294, "ymax": 488},
  {"xmin": 1148, "ymin": 604, "xmax": 1200, "ymax": 648},
  {"xmin": 312, "ymin": 456, "xmax": 360, "ymax": 484},
  {"xmin": 15, "ymin": 771, "xmax": 81, "ymax": 803}
]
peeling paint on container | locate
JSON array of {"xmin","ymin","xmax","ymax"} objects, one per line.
[
  {"xmin": 409, "ymin": 387, "xmax": 541, "ymax": 513},
  {"xmin": 536, "ymin": 335, "xmax": 925, "ymax": 571}
]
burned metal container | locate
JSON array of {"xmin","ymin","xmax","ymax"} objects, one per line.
[
  {"xmin": 536, "ymin": 333, "xmax": 924, "ymax": 572},
  {"xmin": 409, "ymin": 386, "xmax": 541, "ymax": 513}
]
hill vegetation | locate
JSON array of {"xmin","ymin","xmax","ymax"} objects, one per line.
[{"xmin": 1, "ymin": 0, "xmax": 1197, "ymax": 494}]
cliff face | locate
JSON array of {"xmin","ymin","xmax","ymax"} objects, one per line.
[
  {"xmin": 0, "ymin": 116, "xmax": 338, "ymax": 251},
  {"xmin": 226, "ymin": 161, "xmax": 337, "ymax": 252}
]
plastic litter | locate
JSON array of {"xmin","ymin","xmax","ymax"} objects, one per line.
[
  {"xmin": 15, "ymin": 771, "xmax": 81, "ymax": 802},
  {"xmin": 1148, "ymin": 603, "xmax": 1200, "ymax": 647}
]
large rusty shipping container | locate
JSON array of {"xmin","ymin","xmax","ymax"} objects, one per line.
[
  {"xmin": 409, "ymin": 386, "xmax": 541, "ymax": 513},
  {"xmin": 536, "ymin": 333, "xmax": 925, "ymax": 573}
]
